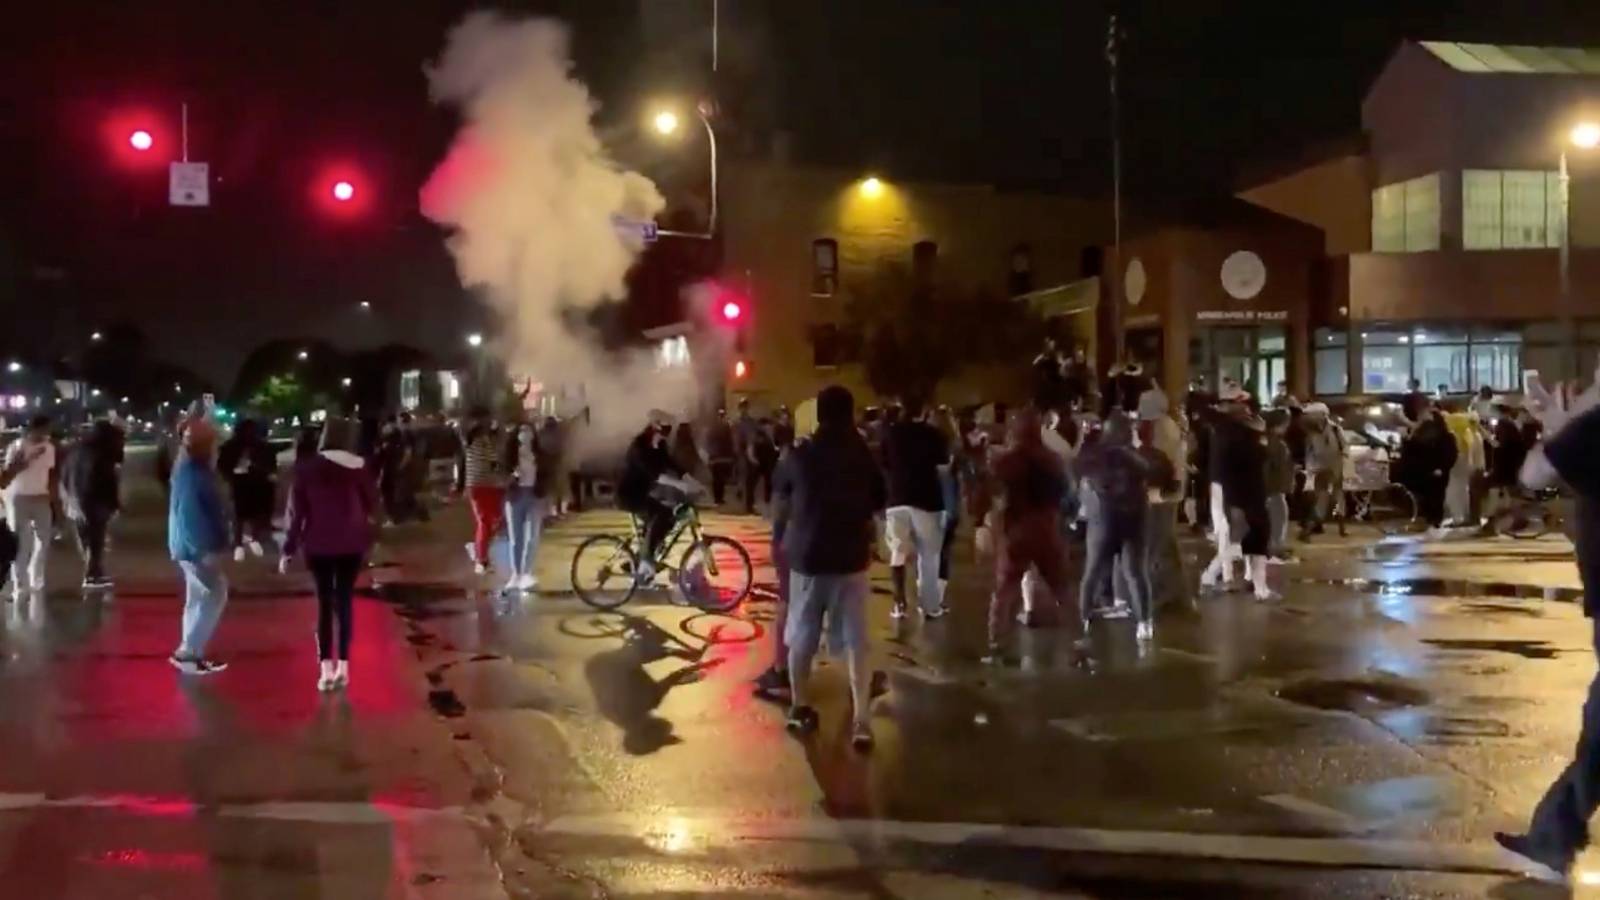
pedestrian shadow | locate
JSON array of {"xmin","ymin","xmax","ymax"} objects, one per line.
[{"xmin": 569, "ymin": 613, "xmax": 727, "ymax": 755}]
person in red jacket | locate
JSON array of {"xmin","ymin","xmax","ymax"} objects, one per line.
[{"xmin": 281, "ymin": 418, "xmax": 380, "ymax": 692}]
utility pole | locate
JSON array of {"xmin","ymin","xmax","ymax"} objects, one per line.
[{"xmin": 1107, "ymin": 12, "xmax": 1124, "ymax": 364}]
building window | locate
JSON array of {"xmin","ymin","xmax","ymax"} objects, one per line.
[
  {"xmin": 1008, "ymin": 243, "xmax": 1034, "ymax": 297},
  {"xmin": 1313, "ymin": 329, "xmax": 1348, "ymax": 396},
  {"xmin": 1470, "ymin": 325, "xmax": 1522, "ymax": 392},
  {"xmin": 1463, "ymin": 170, "xmax": 1565, "ymax": 250},
  {"xmin": 812, "ymin": 324, "xmax": 842, "ymax": 368},
  {"xmin": 1360, "ymin": 328, "xmax": 1413, "ymax": 393},
  {"xmin": 912, "ymin": 240, "xmax": 938, "ymax": 285},
  {"xmin": 1358, "ymin": 323, "xmax": 1527, "ymax": 394},
  {"xmin": 1412, "ymin": 326, "xmax": 1469, "ymax": 393},
  {"xmin": 1371, "ymin": 173, "xmax": 1440, "ymax": 252},
  {"xmin": 810, "ymin": 239, "xmax": 838, "ymax": 297}
]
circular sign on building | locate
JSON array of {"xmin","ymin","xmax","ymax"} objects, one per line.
[
  {"xmin": 1220, "ymin": 250, "xmax": 1267, "ymax": 300},
  {"xmin": 1124, "ymin": 257, "xmax": 1147, "ymax": 306}
]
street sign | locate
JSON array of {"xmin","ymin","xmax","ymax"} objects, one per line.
[
  {"xmin": 169, "ymin": 161, "xmax": 209, "ymax": 207},
  {"xmin": 611, "ymin": 215, "xmax": 658, "ymax": 243}
]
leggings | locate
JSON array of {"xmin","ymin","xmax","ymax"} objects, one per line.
[
  {"xmin": 310, "ymin": 554, "xmax": 362, "ymax": 661},
  {"xmin": 938, "ymin": 512, "xmax": 958, "ymax": 581}
]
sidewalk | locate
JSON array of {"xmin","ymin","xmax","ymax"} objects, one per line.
[{"xmin": 0, "ymin": 513, "xmax": 503, "ymax": 898}]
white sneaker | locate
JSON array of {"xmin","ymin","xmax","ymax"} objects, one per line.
[
  {"xmin": 519, "ymin": 573, "xmax": 539, "ymax": 592},
  {"xmin": 1135, "ymin": 620, "xmax": 1154, "ymax": 642},
  {"xmin": 1255, "ymin": 589, "xmax": 1283, "ymax": 602},
  {"xmin": 248, "ymin": 539, "xmax": 265, "ymax": 558},
  {"xmin": 474, "ymin": 562, "xmax": 490, "ymax": 577},
  {"xmin": 317, "ymin": 661, "xmax": 337, "ymax": 692},
  {"xmin": 502, "ymin": 577, "xmax": 523, "ymax": 595},
  {"xmin": 890, "ymin": 603, "xmax": 908, "ymax": 620},
  {"xmin": 333, "ymin": 660, "xmax": 349, "ymax": 689},
  {"xmin": 233, "ymin": 546, "xmax": 247, "ymax": 563}
]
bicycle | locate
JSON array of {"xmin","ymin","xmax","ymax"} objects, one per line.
[
  {"xmin": 1482, "ymin": 487, "xmax": 1561, "ymax": 540},
  {"xmin": 1344, "ymin": 482, "xmax": 1421, "ymax": 537},
  {"xmin": 569, "ymin": 496, "xmax": 754, "ymax": 614}
]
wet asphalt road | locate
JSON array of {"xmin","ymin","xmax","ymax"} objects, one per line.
[{"xmin": 3, "ymin": 454, "xmax": 1600, "ymax": 897}]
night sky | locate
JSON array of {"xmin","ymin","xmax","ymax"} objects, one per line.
[{"xmin": 4, "ymin": 0, "xmax": 1600, "ymax": 386}]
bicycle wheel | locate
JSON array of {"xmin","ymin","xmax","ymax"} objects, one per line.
[
  {"xmin": 677, "ymin": 535, "xmax": 754, "ymax": 614},
  {"xmin": 570, "ymin": 535, "xmax": 641, "ymax": 610},
  {"xmin": 1373, "ymin": 485, "xmax": 1420, "ymax": 537}
]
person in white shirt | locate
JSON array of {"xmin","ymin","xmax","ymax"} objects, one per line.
[{"xmin": 6, "ymin": 416, "xmax": 58, "ymax": 596}]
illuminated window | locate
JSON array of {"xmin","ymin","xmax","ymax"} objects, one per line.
[
  {"xmin": 1371, "ymin": 173, "xmax": 1440, "ymax": 252},
  {"xmin": 810, "ymin": 239, "xmax": 838, "ymax": 297},
  {"xmin": 1313, "ymin": 329, "xmax": 1348, "ymax": 396},
  {"xmin": 1462, "ymin": 170, "xmax": 1564, "ymax": 250},
  {"xmin": 400, "ymin": 370, "xmax": 421, "ymax": 411}
]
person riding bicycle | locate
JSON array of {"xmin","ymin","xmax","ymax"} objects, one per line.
[{"xmin": 617, "ymin": 410, "xmax": 685, "ymax": 581}]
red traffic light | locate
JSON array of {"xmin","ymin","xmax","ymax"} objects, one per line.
[
  {"xmin": 129, "ymin": 130, "xmax": 154, "ymax": 151},
  {"xmin": 331, "ymin": 180, "xmax": 355, "ymax": 202},
  {"xmin": 721, "ymin": 300, "xmax": 743, "ymax": 322},
  {"xmin": 733, "ymin": 359, "xmax": 749, "ymax": 379}
]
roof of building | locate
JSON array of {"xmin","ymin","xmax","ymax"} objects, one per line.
[{"xmin": 1419, "ymin": 41, "xmax": 1600, "ymax": 75}]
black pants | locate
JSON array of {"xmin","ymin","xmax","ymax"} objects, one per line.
[
  {"xmin": 636, "ymin": 500, "xmax": 674, "ymax": 563},
  {"xmin": 939, "ymin": 513, "xmax": 958, "ymax": 581},
  {"xmin": 1417, "ymin": 475, "xmax": 1448, "ymax": 527},
  {"xmin": 1236, "ymin": 501, "xmax": 1272, "ymax": 556},
  {"xmin": 310, "ymin": 554, "xmax": 362, "ymax": 661},
  {"xmin": 744, "ymin": 461, "xmax": 773, "ymax": 511},
  {"xmin": 1526, "ymin": 618, "xmax": 1600, "ymax": 862},
  {"xmin": 76, "ymin": 508, "xmax": 112, "ymax": 581},
  {"xmin": 709, "ymin": 461, "xmax": 733, "ymax": 505}
]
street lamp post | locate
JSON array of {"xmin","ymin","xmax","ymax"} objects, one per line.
[
  {"xmin": 1562, "ymin": 122, "xmax": 1600, "ymax": 382},
  {"xmin": 651, "ymin": 102, "xmax": 719, "ymax": 240}
]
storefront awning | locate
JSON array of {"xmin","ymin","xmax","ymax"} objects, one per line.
[{"xmin": 1018, "ymin": 277, "xmax": 1099, "ymax": 318}]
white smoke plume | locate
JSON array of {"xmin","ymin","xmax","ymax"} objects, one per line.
[{"xmin": 420, "ymin": 12, "xmax": 696, "ymax": 460}]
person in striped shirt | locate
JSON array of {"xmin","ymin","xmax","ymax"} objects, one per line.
[{"xmin": 455, "ymin": 406, "xmax": 506, "ymax": 575}]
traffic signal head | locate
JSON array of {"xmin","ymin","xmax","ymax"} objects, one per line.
[
  {"xmin": 331, "ymin": 180, "xmax": 355, "ymax": 202},
  {"xmin": 721, "ymin": 299, "xmax": 743, "ymax": 323},
  {"xmin": 733, "ymin": 359, "xmax": 749, "ymax": 379},
  {"xmin": 129, "ymin": 130, "xmax": 154, "ymax": 151}
]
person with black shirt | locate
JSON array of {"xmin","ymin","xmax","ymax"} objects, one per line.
[
  {"xmin": 775, "ymin": 385, "xmax": 886, "ymax": 749},
  {"xmin": 1406, "ymin": 406, "xmax": 1458, "ymax": 533},
  {"xmin": 616, "ymin": 412, "xmax": 684, "ymax": 581},
  {"xmin": 64, "ymin": 419, "xmax": 124, "ymax": 589},
  {"xmin": 704, "ymin": 409, "xmax": 736, "ymax": 506},
  {"xmin": 1400, "ymin": 378, "xmax": 1429, "ymax": 428},
  {"xmin": 883, "ymin": 400, "xmax": 950, "ymax": 620},
  {"xmin": 1482, "ymin": 404, "xmax": 1529, "ymax": 532},
  {"xmin": 218, "ymin": 418, "xmax": 278, "ymax": 562},
  {"xmin": 1032, "ymin": 338, "xmax": 1067, "ymax": 413},
  {"xmin": 1496, "ymin": 376, "xmax": 1600, "ymax": 883},
  {"xmin": 1200, "ymin": 391, "xmax": 1276, "ymax": 600},
  {"xmin": 743, "ymin": 418, "xmax": 779, "ymax": 514}
]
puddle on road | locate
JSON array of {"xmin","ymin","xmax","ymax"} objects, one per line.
[
  {"xmin": 1300, "ymin": 577, "xmax": 1583, "ymax": 605},
  {"xmin": 1422, "ymin": 638, "xmax": 1562, "ymax": 660},
  {"xmin": 1275, "ymin": 675, "xmax": 1430, "ymax": 713}
]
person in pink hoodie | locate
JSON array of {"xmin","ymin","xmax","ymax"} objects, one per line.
[{"xmin": 280, "ymin": 418, "xmax": 379, "ymax": 692}]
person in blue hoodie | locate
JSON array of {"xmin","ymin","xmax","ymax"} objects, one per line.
[{"xmin": 168, "ymin": 417, "xmax": 231, "ymax": 675}]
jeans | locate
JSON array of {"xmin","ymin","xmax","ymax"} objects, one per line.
[
  {"xmin": 1525, "ymin": 618, "xmax": 1600, "ymax": 862},
  {"xmin": 504, "ymin": 486, "xmax": 545, "ymax": 579},
  {"xmin": 1118, "ymin": 501, "xmax": 1187, "ymax": 613},
  {"xmin": 176, "ymin": 556, "xmax": 229, "ymax": 659},
  {"xmin": 1266, "ymin": 493, "xmax": 1289, "ymax": 557},
  {"xmin": 76, "ymin": 506, "xmax": 113, "ymax": 581},
  {"xmin": 310, "ymin": 554, "xmax": 361, "ymax": 661},
  {"xmin": 9, "ymin": 495, "xmax": 52, "ymax": 592},
  {"xmin": 468, "ymin": 485, "xmax": 506, "ymax": 564},
  {"xmin": 885, "ymin": 505, "xmax": 944, "ymax": 613},
  {"xmin": 1083, "ymin": 511, "xmax": 1150, "ymax": 626}
]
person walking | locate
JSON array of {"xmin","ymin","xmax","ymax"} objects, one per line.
[
  {"xmin": 168, "ymin": 418, "xmax": 231, "ymax": 675},
  {"xmin": 1407, "ymin": 406, "xmax": 1458, "ymax": 535},
  {"xmin": 5, "ymin": 416, "xmax": 57, "ymax": 598},
  {"xmin": 455, "ymin": 407, "xmax": 505, "ymax": 576},
  {"xmin": 1135, "ymin": 388, "xmax": 1189, "ymax": 613},
  {"xmin": 63, "ymin": 419, "xmax": 123, "ymax": 590},
  {"xmin": 883, "ymin": 400, "xmax": 951, "ymax": 620},
  {"xmin": 501, "ymin": 420, "xmax": 549, "ymax": 593},
  {"xmin": 983, "ymin": 408, "xmax": 1076, "ymax": 662},
  {"xmin": 1263, "ymin": 409, "xmax": 1296, "ymax": 562},
  {"xmin": 1482, "ymin": 404, "xmax": 1529, "ymax": 532},
  {"xmin": 1495, "ymin": 375, "xmax": 1600, "ymax": 883},
  {"xmin": 705, "ymin": 409, "xmax": 737, "ymax": 507},
  {"xmin": 1201, "ymin": 391, "xmax": 1276, "ymax": 600},
  {"xmin": 670, "ymin": 421, "xmax": 703, "ymax": 484},
  {"xmin": 774, "ymin": 385, "xmax": 884, "ymax": 748},
  {"xmin": 1443, "ymin": 411, "xmax": 1482, "ymax": 527},
  {"xmin": 280, "ymin": 419, "xmax": 378, "ymax": 692},
  {"xmin": 218, "ymin": 418, "xmax": 278, "ymax": 561},
  {"xmin": 743, "ymin": 419, "xmax": 779, "ymax": 515},
  {"xmin": 1300, "ymin": 403, "xmax": 1348, "ymax": 539},
  {"xmin": 1077, "ymin": 414, "xmax": 1163, "ymax": 641}
]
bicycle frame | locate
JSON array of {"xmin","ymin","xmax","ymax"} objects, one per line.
[{"xmin": 629, "ymin": 504, "xmax": 704, "ymax": 570}]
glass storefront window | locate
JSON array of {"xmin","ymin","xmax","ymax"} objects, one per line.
[
  {"xmin": 1313, "ymin": 328, "xmax": 1347, "ymax": 396},
  {"xmin": 1362, "ymin": 345, "xmax": 1412, "ymax": 393},
  {"xmin": 1414, "ymin": 343, "xmax": 1469, "ymax": 393},
  {"xmin": 1471, "ymin": 342, "xmax": 1521, "ymax": 391}
]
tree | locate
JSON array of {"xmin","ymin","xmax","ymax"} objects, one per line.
[{"xmin": 248, "ymin": 373, "xmax": 329, "ymax": 421}]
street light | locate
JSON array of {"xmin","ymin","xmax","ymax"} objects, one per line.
[
  {"xmin": 466, "ymin": 333, "xmax": 484, "ymax": 349},
  {"xmin": 331, "ymin": 180, "xmax": 355, "ymax": 202},
  {"xmin": 6, "ymin": 361, "xmax": 20, "ymax": 374},
  {"xmin": 90, "ymin": 331, "xmax": 103, "ymax": 343},
  {"xmin": 358, "ymin": 301, "xmax": 371, "ymax": 312},
  {"xmin": 859, "ymin": 176, "xmax": 884, "ymax": 198},
  {"xmin": 297, "ymin": 350, "xmax": 309, "ymax": 361},
  {"xmin": 648, "ymin": 101, "xmax": 719, "ymax": 238},
  {"xmin": 1560, "ymin": 120, "xmax": 1600, "ymax": 379},
  {"xmin": 341, "ymin": 377, "xmax": 352, "ymax": 388}
]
